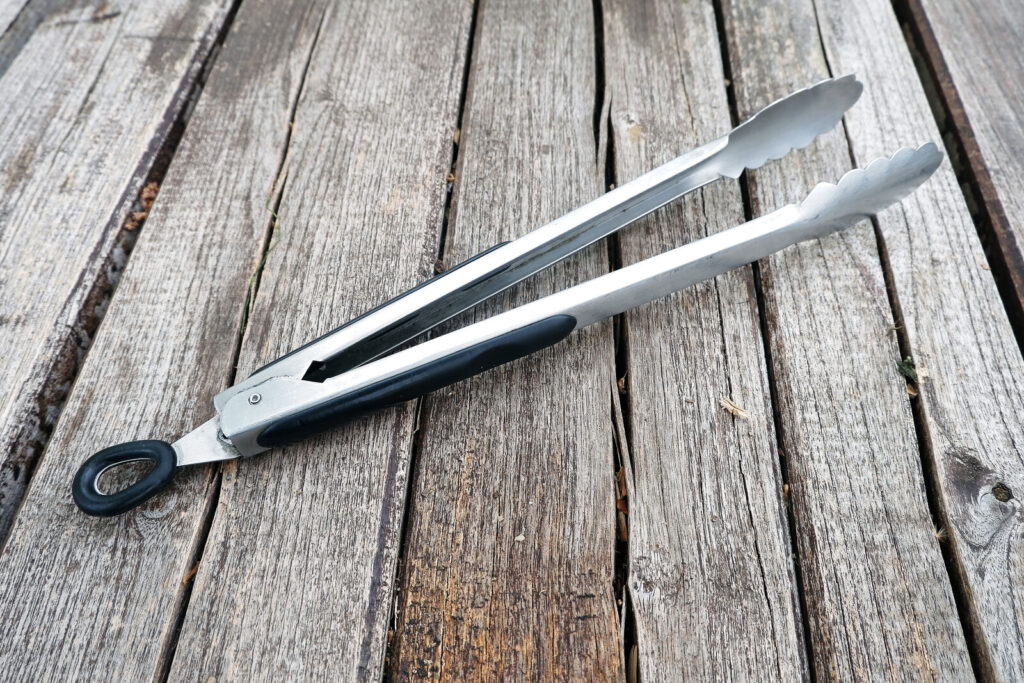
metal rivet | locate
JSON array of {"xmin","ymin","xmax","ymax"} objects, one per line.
[{"xmin": 248, "ymin": 393, "xmax": 262, "ymax": 405}]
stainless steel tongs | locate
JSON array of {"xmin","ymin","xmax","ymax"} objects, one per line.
[{"xmin": 72, "ymin": 75, "xmax": 943, "ymax": 516}]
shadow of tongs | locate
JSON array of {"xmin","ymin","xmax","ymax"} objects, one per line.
[{"xmin": 72, "ymin": 74, "xmax": 943, "ymax": 517}]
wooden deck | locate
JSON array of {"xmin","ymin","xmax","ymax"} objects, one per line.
[{"xmin": 0, "ymin": 0, "xmax": 1021, "ymax": 679}]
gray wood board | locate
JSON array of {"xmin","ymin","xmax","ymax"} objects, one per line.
[
  {"xmin": 389, "ymin": 0, "xmax": 622, "ymax": 678},
  {"xmin": 0, "ymin": 0, "xmax": 55, "ymax": 78},
  {"xmin": 0, "ymin": 0, "xmax": 233, "ymax": 541},
  {"xmin": 914, "ymin": 0, "xmax": 1024, "ymax": 324},
  {"xmin": 811, "ymin": 0, "xmax": 1024, "ymax": 677},
  {"xmin": 166, "ymin": 1, "xmax": 474, "ymax": 679},
  {"xmin": 602, "ymin": 0, "xmax": 805, "ymax": 679},
  {"xmin": 722, "ymin": 0, "xmax": 974, "ymax": 678},
  {"xmin": 0, "ymin": 0, "xmax": 324, "ymax": 677},
  {"xmin": 0, "ymin": 0, "xmax": 28, "ymax": 36}
]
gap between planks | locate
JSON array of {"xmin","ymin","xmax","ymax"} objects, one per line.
[
  {"xmin": 589, "ymin": 0, "xmax": 641, "ymax": 677},
  {"xmin": 891, "ymin": 0, "xmax": 1024, "ymax": 354},
  {"xmin": 728, "ymin": 0, "xmax": 1024, "ymax": 677},
  {"xmin": 710, "ymin": 0, "xmax": 819, "ymax": 674},
  {"xmin": 155, "ymin": 4, "xmax": 329, "ymax": 679},
  {"xmin": 0, "ymin": 0, "xmax": 242, "ymax": 547},
  {"xmin": 384, "ymin": 0, "xmax": 482, "ymax": 675},
  {"xmin": 888, "ymin": 0, "xmax": 1022, "ymax": 676}
]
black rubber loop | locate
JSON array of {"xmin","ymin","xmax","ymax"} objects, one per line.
[{"xmin": 71, "ymin": 440, "xmax": 178, "ymax": 517}]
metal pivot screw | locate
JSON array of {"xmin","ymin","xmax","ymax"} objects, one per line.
[{"xmin": 248, "ymin": 393, "xmax": 262, "ymax": 405}]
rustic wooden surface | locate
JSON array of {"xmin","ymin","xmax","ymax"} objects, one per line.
[
  {"xmin": 1, "ymin": 0, "xmax": 1022, "ymax": 679},
  {"xmin": 812, "ymin": 0, "xmax": 1024, "ymax": 677},
  {"xmin": 602, "ymin": 0, "xmax": 805, "ymax": 679},
  {"xmin": 390, "ymin": 1, "xmax": 621, "ymax": 678},
  {"xmin": 168, "ymin": 1, "xmax": 473, "ymax": 679},
  {"xmin": 0, "ymin": 0, "xmax": 321, "ymax": 677},
  {"xmin": 722, "ymin": 0, "xmax": 973, "ymax": 678},
  {"xmin": 907, "ymin": 0, "xmax": 1024, "ymax": 330},
  {"xmin": 0, "ymin": 0, "xmax": 233, "ymax": 541},
  {"xmin": 906, "ymin": 0, "xmax": 1024, "ymax": 661}
]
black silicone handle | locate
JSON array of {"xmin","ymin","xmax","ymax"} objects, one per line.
[
  {"xmin": 257, "ymin": 314, "xmax": 578, "ymax": 448},
  {"xmin": 71, "ymin": 440, "xmax": 178, "ymax": 517}
]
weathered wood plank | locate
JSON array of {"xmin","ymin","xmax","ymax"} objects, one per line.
[
  {"xmin": 0, "ymin": 0, "xmax": 29, "ymax": 36},
  {"xmin": 722, "ymin": 0, "xmax": 973, "ymax": 678},
  {"xmin": 0, "ymin": 0, "xmax": 47, "ymax": 78},
  {"xmin": 0, "ymin": 0, "xmax": 233, "ymax": 541},
  {"xmin": 389, "ymin": 1, "xmax": 621, "ymax": 679},
  {"xmin": 166, "ymin": 2, "xmax": 474, "ymax": 679},
  {"xmin": 0, "ymin": 0, "xmax": 324, "ymax": 677},
  {"xmin": 907, "ymin": 0, "xmax": 1024, "ymax": 331},
  {"xmin": 808, "ymin": 0, "xmax": 1024, "ymax": 677},
  {"xmin": 602, "ymin": 0, "xmax": 805, "ymax": 678}
]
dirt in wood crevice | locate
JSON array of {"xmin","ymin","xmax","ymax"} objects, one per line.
[
  {"xmin": 0, "ymin": 176, "xmax": 149, "ymax": 549},
  {"xmin": 991, "ymin": 482, "xmax": 1014, "ymax": 503},
  {"xmin": 610, "ymin": 310, "xmax": 639, "ymax": 683},
  {"xmin": 590, "ymin": 1, "xmax": 639, "ymax": 677},
  {"xmin": 433, "ymin": 0, "xmax": 482, "ymax": 268}
]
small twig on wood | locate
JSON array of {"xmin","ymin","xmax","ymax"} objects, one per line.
[
  {"xmin": 719, "ymin": 397, "xmax": 749, "ymax": 419},
  {"xmin": 181, "ymin": 562, "xmax": 200, "ymax": 585}
]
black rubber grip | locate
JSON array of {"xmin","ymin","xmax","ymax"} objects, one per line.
[
  {"xmin": 257, "ymin": 314, "xmax": 578, "ymax": 448},
  {"xmin": 71, "ymin": 440, "xmax": 178, "ymax": 517}
]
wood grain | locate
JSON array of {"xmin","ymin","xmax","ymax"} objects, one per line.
[
  {"xmin": 0, "ymin": 0, "xmax": 323, "ymax": 677},
  {"xmin": 389, "ymin": 0, "xmax": 621, "ymax": 679},
  {"xmin": 166, "ymin": 1, "xmax": 474, "ymax": 679},
  {"xmin": 601, "ymin": 0, "xmax": 805, "ymax": 678},
  {"xmin": 909, "ymin": 0, "xmax": 1024, "ymax": 329},
  {"xmin": 722, "ymin": 0, "xmax": 973, "ymax": 678},
  {"xmin": 809, "ymin": 0, "xmax": 1024, "ymax": 677},
  {"xmin": 0, "ymin": 0, "xmax": 233, "ymax": 541}
]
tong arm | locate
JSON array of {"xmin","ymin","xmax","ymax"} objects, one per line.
[{"xmin": 219, "ymin": 143, "xmax": 941, "ymax": 455}]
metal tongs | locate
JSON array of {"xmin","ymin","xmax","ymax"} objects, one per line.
[{"xmin": 72, "ymin": 75, "xmax": 943, "ymax": 516}]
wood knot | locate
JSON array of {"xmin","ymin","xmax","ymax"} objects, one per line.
[{"xmin": 992, "ymin": 482, "xmax": 1013, "ymax": 503}]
